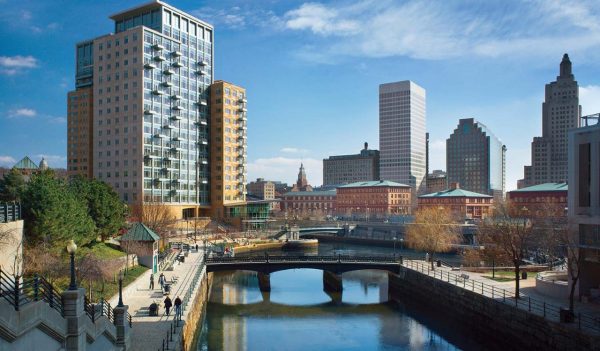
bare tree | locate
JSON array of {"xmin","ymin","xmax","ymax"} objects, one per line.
[
  {"xmin": 406, "ymin": 207, "xmax": 461, "ymax": 270},
  {"xmin": 23, "ymin": 244, "xmax": 65, "ymax": 283},
  {"xmin": 130, "ymin": 202, "xmax": 176, "ymax": 237},
  {"xmin": 479, "ymin": 204, "xmax": 538, "ymax": 299}
]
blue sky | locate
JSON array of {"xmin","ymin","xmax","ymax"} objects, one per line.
[{"xmin": 2, "ymin": 0, "xmax": 600, "ymax": 191}]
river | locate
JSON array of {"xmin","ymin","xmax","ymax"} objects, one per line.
[{"xmin": 195, "ymin": 243, "xmax": 486, "ymax": 351}]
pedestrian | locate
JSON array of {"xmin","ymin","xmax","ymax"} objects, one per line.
[
  {"xmin": 195, "ymin": 244, "xmax": 199, "ymax": 252},
  {"xmin": 174, "ymin": 296, "xmax": 182, "ymax": 320},
  {"xmin": 164, "ymin": 296, "xmax": 173, "ymax": 316},
  {"xmin": 149, "ymin": 273, "xmax": 155, "ymax": 290},
  {"xmin": 159, "ymin": 273, "xmax": 166, "ymax": 292}
]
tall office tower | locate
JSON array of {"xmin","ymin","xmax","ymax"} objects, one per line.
[
  {"xmin": 322, "ymin": 142, "xmax": 379, "ymax": 186},
  {"xmin": 522, "ymin": 54, "xmax": 581, "ymax": 187},
  {"xmin": 379, "ymin": 81, "xmax": 427, "ymax": 197},
  {"xmin": 209, "ymin": 80, "xmax": 247, "ymax": 219},
  {"xmin": 68, "ymin": 1, "xmax": 214, "ymax": 219},
  {"xmin": 446, "ymin": 118, "xmax": 506, "ymax": 199},
  {"xmin": 67, "ymin": 41, "xmax": 95, "ymax": 179}
]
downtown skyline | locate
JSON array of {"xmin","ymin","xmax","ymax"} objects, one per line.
[{"xmin": 2, "ymin": 1, "xmax": 600, "ymax": 190}]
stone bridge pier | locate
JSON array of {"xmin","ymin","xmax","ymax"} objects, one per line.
[
  {"xmin": 323, "ymin": 271, "xmax": 343, "ymax": 293},
  {"xmin": 257, "ymin": 272, "xmax": 271, "ymax": 292}
]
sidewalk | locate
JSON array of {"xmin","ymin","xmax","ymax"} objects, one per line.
[{"xmin": 113, "ymin": 248, "xmax": 204, "ymax": 351}]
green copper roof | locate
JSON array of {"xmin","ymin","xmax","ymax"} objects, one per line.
[
  {"xmin": 120, "ymin": 222, "xmax": 160, "ymax": 242},
  {"xmin": 283, "ymin": 190, "xmax": 336, "ymax": 197},
  {"xmin": 339, "ymin": 180, "xmax": 411, "ymax": 188},
  {"xmin": 13, "ymin": 156, "xmax": 39, "ymax": 170},
  {"xmin": 510, "ymin": 183, "xmax": 568, "ymax": 193},
  {"xmin": 419, "ymin": 188, "xmax": 492, "ymax": 198}
]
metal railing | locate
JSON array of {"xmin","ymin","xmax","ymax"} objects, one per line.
[
  {"xmin": 402, "ymin": 259, "xmax": 600, "ymax": 333},
  {"xmin": 206, "ymin": 255, "xmax": 401, "ymax": 264},
  {"xmin": 0, "ymin": 202, "xmax": 21, "ymax": 223}
]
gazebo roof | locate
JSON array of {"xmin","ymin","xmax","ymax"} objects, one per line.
[{"xmin": 120, "ymin": 222, "xmax": 160, "ymax": 242}]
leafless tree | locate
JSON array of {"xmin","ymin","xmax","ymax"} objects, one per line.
[
  {"xmin": 406, "ymin": 207, "xmax": 461, "ymax": 270},
  {"xmin": 23, "ymin": 244, "xmax": 65, "ymax": 283},
  {"xmin": 130, "ymin": 202, "xmax": 177, "ymax": 237}
]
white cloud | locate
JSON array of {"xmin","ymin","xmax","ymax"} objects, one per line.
[
  {"xmin": 580, "ymin": 85, "xmax": 600, "ymax": 117},
  {"xmin": 192, "ymin": 6, "xmax": 282, "ymax": 29},
  {"xmin": 0, "ymin": 55, "xmax": 38, "ymax": 75},
  {"xmin": 0, "ymin": 156, "xmax": 16, "ymax": 167},
  {"xmin": 247, "ymin": 157, "xmax": 322, "ymax": 186},
  {"xmin": 8, "ymin": 108, "xmax": 36, "ymax": 118},
  {"xmin": 48, "ymin": 116, "xmax": 66, "ymax": 124},
  {"xmin": 281, "ymin": 0, "xmax": 600, "ymax": 62}
]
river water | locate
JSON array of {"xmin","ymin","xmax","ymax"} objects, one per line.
[{"xmin": 195, "ymin": 243, "xmax": 485, "ymax": 351}]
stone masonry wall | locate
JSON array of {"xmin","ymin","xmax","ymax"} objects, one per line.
[
  {"xmin": 389, "ymin": 268, "xmax": 600, "ymax": 351},
  {"xmin": 181, "ymin": 272, "xmax": 213, "ymax": 351}
]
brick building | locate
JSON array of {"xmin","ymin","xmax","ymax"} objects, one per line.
[
  {"xmin": 336, "ymin": 180, "xmax": 412, "ymax": 218},
  {"xmin": 282, "ymin": 190, "xmax": 336, "ymax": 217},
  {"xmin": 507, "ymin": 183, "xmax": 567, "ymax": 218},
  {"xmin": 418, "ymin": 183, "xmax": 493, "ymax": 220}
]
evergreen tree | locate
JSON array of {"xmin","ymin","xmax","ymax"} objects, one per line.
[{"xmin": 0, "ymin": 168, "xmax": 26, "ymax": 202}]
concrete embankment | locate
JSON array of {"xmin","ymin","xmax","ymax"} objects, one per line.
[
  {"xmin": 233, "ymin": 241, "xmax": 284, "ymax": 253},
  {"xmin": 181, "ymin": 272, "xmax": 213, "ymax": 351},
  {"xmin": 388, "ymin": 267, "xmax": 600, "ymax": 350}
]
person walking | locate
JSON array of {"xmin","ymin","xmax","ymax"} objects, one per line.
[
  {"xmin": 174, "ymin": 296, "xmax": 182, "ymax": 320},
  {"xmin": 149, "ymin": 273, "xmax": 155, "ymax": 290},
  {"xmin": 164, "ymin": 296, "xmax": 173, "ymax": 316},
  {"xmin": 159, "ymin": 273, "xmax": 166, "ymax": 292}
]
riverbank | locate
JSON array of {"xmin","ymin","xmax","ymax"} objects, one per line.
[{"xmin": 233, "ymin": 241, "xmax": 284, "ymax": 253}]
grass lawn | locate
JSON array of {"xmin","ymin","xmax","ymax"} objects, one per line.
[
  {"xmin": 482, "ymin": 270, "xmax": 522, "ymax": 282},
  {"xmin": 79, "ymin": 241, "xmax": 126, "ymax": 259}
]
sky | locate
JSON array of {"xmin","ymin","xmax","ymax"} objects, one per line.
[{"xmin": 2, "ymin": 0, "xmax": 600, "ymax": 191}]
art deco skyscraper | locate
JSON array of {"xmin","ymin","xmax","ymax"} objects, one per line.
[
  {"xmin": 68, "ymin": 1, "xmax": 215, "ymax": 219},
  {"xmin": 379, "ymin": 81, "xmax": 427, "ymax": 196},
  {"xmin": 522, "ymin": 54, "xmax": 581, "ymax": 187}
]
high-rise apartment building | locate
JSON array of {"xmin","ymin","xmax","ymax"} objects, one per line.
[
  {"xmin": 68, "ymin": 1, "xmax": 216, "ymax": 219},
  {"xmin": 379, "ymin": 81, "xmax": 427, "ymax": 196},
  {"xmin": 209, "ymin": 80, "xmax": 247, "ymax": 218},
  {"xmin": 447, "ymin": 118, "xmax": 506, "ymax": 198},
  {"xmin": 322, "ymin": 142, "xmax": 379, "ymax": 186},
  {"xmin": 522, "ymin": 54, "xmax": 581, "ymax": 187}
]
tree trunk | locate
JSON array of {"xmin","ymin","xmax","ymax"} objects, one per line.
[
  {"xmin": 514, "ymin": 262, "xmax": 520, "ymax": 299},
  {"xmin": 569, "ymin": 276, "xmax": 578, "ymax": 311}
]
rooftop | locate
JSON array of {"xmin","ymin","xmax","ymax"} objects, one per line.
[
  {"xmin": 419, "ymin": 188, "xmax": 492, "ymax": 198},
  {"xmin": 120, "ymin": 222, "xmax": 160, "ymax": 242},
  {"xmin": 13, "ymin": 156, "xmax": 39, "ymax": 170},
  {"xmin": 510, "ymin": 182, "xmax": 568, "ymax": 193},
  {"xmin": 283, "ymin": 190, "xmax": 337, "ymax": 197},
  {"xmin": 339, "ymin": 180, "xmax": 411, "ymax": 188}
]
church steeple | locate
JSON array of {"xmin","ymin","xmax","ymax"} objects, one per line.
[
  {"xmin": 560, "ymin": 53, "xmax": 573, "ymax": 78},
  {"xmin": 297, "ymin": 163, "xmax": 307, "ymax": 188}
]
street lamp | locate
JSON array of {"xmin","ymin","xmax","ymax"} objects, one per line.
[
  {"xmin": 400, "ymin": 238, "xmax": 404, "ymax": 251},
  {"xmin": 66, "ymin": 240, "xmax": 78, "ymax": 290},
  {"xmin": 393, "ymin": 236, "xmax": 397, "ymax": 256},
  {"xmin": 117, "ymin": 270, "xmax": 124, "ymax": 307}
]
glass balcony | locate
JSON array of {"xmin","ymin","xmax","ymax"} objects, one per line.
[
  {"xmin": 170, "ymin": 115, "xmax": 182, "ymax": 121},
  {"xmin": 171, "ymin": 94, "xmax": 182, "ymax": 100},
  {"xmin": 162, "ymin": 124, "xmax": 175, "ymax": 130},
  {"xmin": 154, "ymin": 133, "xmax": 167, "ymax": 139},
  {"xmin": 194, "ymin": 120, "xmax": 208, "ymax": 126},
  {"xmin": 144, "ymin": 62, "xmax": 157, "ymax": 69},
  {"xmin": 198, "ymin": 60, "xmax": 208, "ymax": 66},
  {"xmin": 172, "ymin": 61, "xmax": 183, "ymax": 68},
  {"xmin": 152, "ymin": 89, "xmax": 163, "ymax": 95},
  {"xmin": 163, "ymin": 68, "xmax": 175, "ymax": 75},
  {"xmin": 154, "ymin": 54, "xmax": 166, "ymax": 62},
  {"xmin": 161, "ymin": 81, "xmax": 173, "ymax": 87},
  {"xmin": 196, "ymin": 70, "xmax": 207, "ymax": 76},
  {"xmin": 238, "ymin": 98, "xmax": 247, "ymax": 103},
  {"xmin": 152, "ymin": 43, "xmax": 165, "ymax": 51},
  {"xmin": 238, "ymin": 107, "xmax": 248, "ymax": 112},
  {"xmin": 144, "ymin": 109, "xmax": 156, "ymax": 115},
  {"xmin": 172, "ymin": 105, "xmax": 183, "ymax": 111},
  {"xmin": 172, "ymin": 50, "xmax": 183, "ymax": 57},
  {"xmin": 196, "ymin": 100, "xmax": 208, "ymax": 106}
]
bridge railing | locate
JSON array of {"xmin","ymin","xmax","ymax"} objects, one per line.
[
  {"xmin": 206, "ymin": 255, "xmax": 401, "ymax": 264},
  {"xmin": 402, "ymin": 259, "xmax": 600, "ymax": 334}
]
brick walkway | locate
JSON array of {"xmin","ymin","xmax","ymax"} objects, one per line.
[{"xmin": 110, "ymin": 247, "xmax": 205, "ymax": 351}]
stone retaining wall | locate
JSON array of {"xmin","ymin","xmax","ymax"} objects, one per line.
[
  {"xmin": 389, "ymin": 267, "xmax": 600, "ymax": 351},
  {"xmin": 181, "ymin": 272, "xmax": 213, "ymax": 351}
]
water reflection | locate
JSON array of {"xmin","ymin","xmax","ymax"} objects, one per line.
[{"xmin": 197, "ymin": 268, "xmax": 466, "ymax": 351}]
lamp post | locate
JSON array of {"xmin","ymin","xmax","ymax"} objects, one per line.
[
  {"xmin": 400, "ymin": 238, "xmax": 404, "ymax": 251},
  {"xmin": 393, "ymin": 236, "xmax": 397, "ymax": 256},
  {"xmin": 66, "ymin": 240, "xmax": 78, "ymax": 290},
  {"xmin": 117, "ymin": 270, "xmax": 124, "ymax": 307}
]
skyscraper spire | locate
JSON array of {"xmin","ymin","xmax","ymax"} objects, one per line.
[{"xmin": 560, "ymin": 53, "xmax": 572, "ymax": 78}]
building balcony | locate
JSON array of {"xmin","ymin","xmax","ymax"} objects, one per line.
[
  {"xmin": 238, "ymin": 98, "xmax": 247, "ymax": 103},
  {"xmin": 151, "ymin": 89, "xmax": 163, "ymax": 95},
  {"xmin": 197, "ymin": 140, "xmax": 208, "ymax": 146},
  {"xmin": 170, "ymin": 146, "xmax": 184, "ymax": 152},
  {"xmin": 171, "ymin": 94, "xmax": 182, "ymax": 100},
  {"xmin": 154, "ymin": 133, "xmax": 168, "ymax": 139},
  {"xmin": 153, "ymin": 55, "xmax": 166, "ymax": 62},
  {"xmin": 172, "ymin": 50, "xmax": 182, "ymax": 57},
  {"xmin": 163, "ymin": 68, "xmax": 175, "ymax": 75},
  {"xmin": 170, "ymin": 115, "xmax": 182, "ymax": 121},
  {"xmin": 162, "ymin": 124, "xmax": 175, "ymax": 130},
  {"xmin": 144, "ymin": 62, "xmax": 157, "ymax": 69},
  {"xmin": 144, "ymin": 153, "xmax": 161, "ymax": 160},
  {"xmin": 198, "ymin": 60, "xmax": 208, "ymax": 66},
  {"xmin": 199, "ymin": 159, "xmax": 208, "ymax": 165},
  {"xmin": 161, "ymin": 81, "xmax": 173, "ymax": 87},
  {"xmin": 237, "ymin": 115, "xmax": 247, "ymax": 121},
  {"xmin": 201, "ymin": 180, "xmax": 208, "ymax": 184},
  {"xmin": 172, "ymin": 136, "xmax": 184, "ymax": 142},
  {"xmin": 196, "ymin": 100, "xmax": 208, "ymax": 106},
  {"xmin": 152, "ymin": 43, "xmax": 165, "ymax": 51},
  {"xmin": 172, "ymin": 105, "xmax": 183, "ymax": 111},
  {"xmin": 144, "ymin": 109, "xmax": 156, "ymax": 115},
  {"xmin": 194, "ymin": 120, "xmax": 208, "ymax": 126},
  {"xmin": 172, "ymin": 61, "xmax": 183, "ymax": 68},
  {"xmin": 196, "ymin": 70, "xmax": 207, "ymax": 76}
]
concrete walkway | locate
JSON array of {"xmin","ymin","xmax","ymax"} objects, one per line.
[{"xmin": 111, "ymin": 247, "xmax": 205, "ymax": 351}]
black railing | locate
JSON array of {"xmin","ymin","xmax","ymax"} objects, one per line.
[
  {"xmin": 206, "ymin": 255, "xmax": 401, "ymax": 264},
  {"xmin": 0, "ymin": 202, "xmax": 21, "ymax": 223},
  {"xmin": 402, "ymin": 259, "xmax": 600, "ymax": 334}
]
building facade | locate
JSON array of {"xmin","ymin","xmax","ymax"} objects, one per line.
[
  {"xmin": 69, "ymin": 1, "xmax": 219, "ymax": 219},
  {"xmin": 507, "ymin": 183, "xmax": 567, "ymax": 219},
  {"xmin": 522, "ymin": 54, "xmax": 581, "ymax": 187},
  {"xmin": 446, "ymin": 118, "xmax": 506, "ymax": 198},
  {"xmin": 291, "ymin": 163, "xmax": 313, "ymax": 192},
  {"xmin": 247, "ymin": 178, "xmax": 275, "ymax": 200},
  {"xmin": 322, "ymin": 142, "xmax": 379, "ymax": 186},
  {"xmin": 336, "ymin": 180, "xmax": 412, "ymax": 218},
  {"xmin": 379, "ymin": 81, "xmax": 426, "ymax": 195},
  {"xmin": 568, "ymin": 123, "xmax": 600, "ymax": 298},
  {"xmin": 426, "ymin": 170, "xmax": 447, "ymax": 194},
  {"xmin": 209, "ymin": 80, "xmax": 247, "ymax": 219},
  {"xmin": 418, "ymin": 183, "xmax": 493, "ymax": 220},
  {"xmin": 67, "ymin": 80, "xmax": 94, "ymax": 178},
  {"xmin": 282, "ymin": 190, "xmax": 336, "ymax": 217}
]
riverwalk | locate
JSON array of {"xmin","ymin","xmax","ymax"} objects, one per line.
[{"xmin": 110, "ymin": 247, "xmax": 205, "ymax": 351}]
